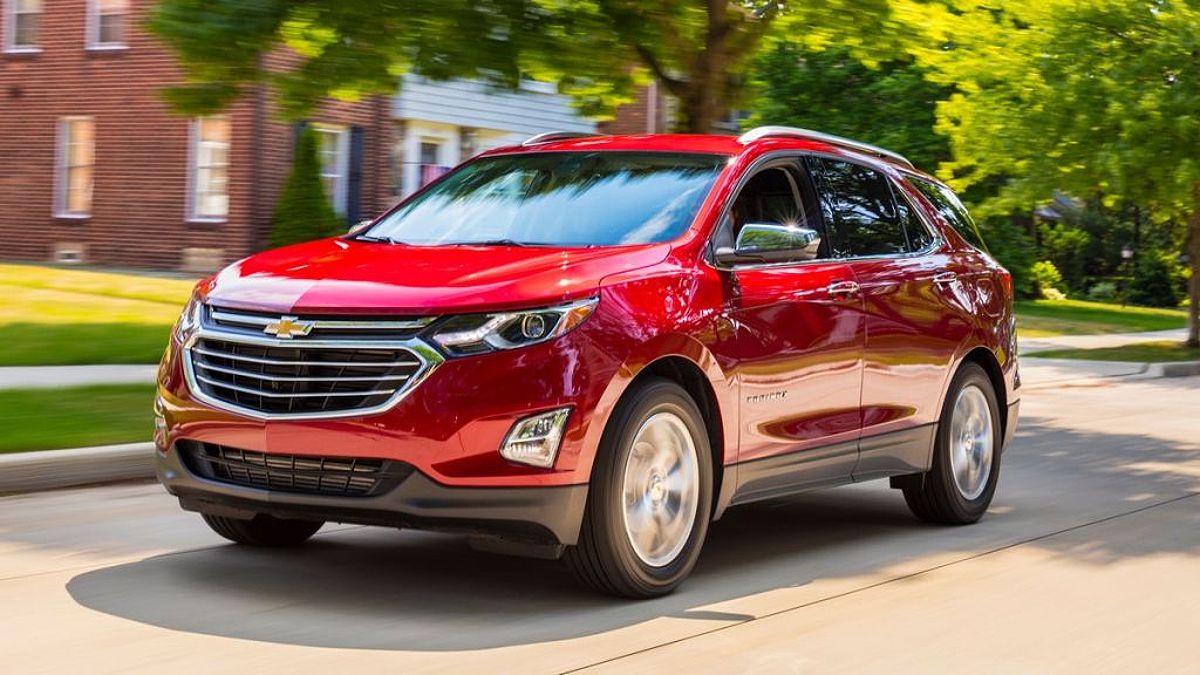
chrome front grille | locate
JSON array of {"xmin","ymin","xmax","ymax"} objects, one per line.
[
  {"xmin": 183, "ymin": 305, "xmax": 441, "ymax": 418},
  {"xmin": 178, "ymin": 441, "xmax": 414, "ymax": 496}
]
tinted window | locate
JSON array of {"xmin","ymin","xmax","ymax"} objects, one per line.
[
  {"xmin": 366, "ymin": 152, "xmax": 727, "ymax": 247},
  {"xmin": 908, "ymin": 177, "xmax": 987, "ymax": 251},
  {"xmin": 894, "ymin": 188, "xmax": 936, "ymax": 251},
  {"xmin": 808, "ymin": 158, "xmax": 909, "ymax": 257}
]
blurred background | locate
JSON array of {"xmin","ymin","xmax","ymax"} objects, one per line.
[{"xmin": 0, "ymin": 2, "xmax": 1198, "ymax": 671}]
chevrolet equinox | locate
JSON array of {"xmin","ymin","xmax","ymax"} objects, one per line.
[{"xmin": 155, "ymin": 127, "xmax": 1019, "ymax": 598}]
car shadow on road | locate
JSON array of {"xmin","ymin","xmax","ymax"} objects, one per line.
[{"xmin": 65, "ymin": 415, "xmax": 1200, "ymax": 651}]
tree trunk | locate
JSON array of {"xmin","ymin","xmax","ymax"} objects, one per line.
[{"xmin": 1188, "ymin": 200, "xmax": 1200, "ymax": 348}]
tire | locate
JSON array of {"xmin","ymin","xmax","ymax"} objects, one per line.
[
  {"xmin": 903, "ymin": 362, "xmax": 1002, "ymax": 525},
  {"xmin": 564, "ymin": 378, "xmax": 714, "ymax": 598},
  {"xmin": 201, "ymin": 512, "xmax": 324, "ymax": 547}
]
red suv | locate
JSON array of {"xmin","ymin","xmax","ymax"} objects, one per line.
[{"xmin": 155, "ymin": 127, "xmax": 1019, "ymax": 598}]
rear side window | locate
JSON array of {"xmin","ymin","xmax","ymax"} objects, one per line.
[
  {"xmin": 907, "ymin": 177, "xmax": 987, "ymax": 251},
  {"xmin": 807, "ymin": 157, "xmax": 922, "ymax": 258}
]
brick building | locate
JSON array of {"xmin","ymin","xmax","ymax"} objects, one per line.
[
  {"xmin": 0, "ymin": 1, "xmax": 688, "ymax": 273},
  {"xmin": 0, "ymin": 0, "xmax": 391, "ymax": 271}
]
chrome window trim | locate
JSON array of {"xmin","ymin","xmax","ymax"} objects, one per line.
[
  {"xmin": 182, "ymin": 312, "xmax": 444, "ymax": 421},
  {"xmin": 705, "ymin": 150, "xmax": 945, "ymax": 273}
]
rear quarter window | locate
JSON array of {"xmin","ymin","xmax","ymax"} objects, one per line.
[{"xmin": 907, "ymin": 177, "xmax": 988, "ymax": 252}]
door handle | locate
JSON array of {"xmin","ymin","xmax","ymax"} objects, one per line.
[
  {"xmin": 827, "ymin": 280, "xmax": 861, "ymax": 298},
  {"xmin": 933, "ymin": 271, "xmax": 958, "ymax": 285}
]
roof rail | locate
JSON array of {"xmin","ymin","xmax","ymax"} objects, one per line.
[
  {"xmin": 521, "ymin": 131, "xmax": 599, "ymax": 146},
  {"xmin": 738, "ymin": 126, "xmax": 914, "ymax": 168}
]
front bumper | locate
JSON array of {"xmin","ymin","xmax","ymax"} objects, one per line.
[{"xmin": 157, "ymin": 445, "xmax": 589, "ymax": 545}]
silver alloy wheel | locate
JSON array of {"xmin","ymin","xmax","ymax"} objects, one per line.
[
  {"xmin": 949, "ymin": 384, "xmax": 995, "ymax": 500},
  {"xmin": 621, "ymin": 411, "xmax": 700, "ymax": 567}
]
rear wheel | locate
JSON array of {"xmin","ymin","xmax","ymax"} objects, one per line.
[
  {"xmin": 201, "ymin": 513, "xmax": 324, "ymax": 547},
  {"xmin": 903, "ymin": 362, "xmax": 1002, "ymax": 524},
  {"xmin": 565, "ymin": 378, "xmax": 713, "ymax": 598}
]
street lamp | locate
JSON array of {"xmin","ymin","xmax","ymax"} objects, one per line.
[{"xmin": 1121, "ymin": 244, "xmax": 1134, "ymax": 306}]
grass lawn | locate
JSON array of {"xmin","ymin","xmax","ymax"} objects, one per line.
[
  {"xmin": 1027, "ymin": 340, "xmax": 1200, "ymax": 363},
  {"xmin": 0, "ymin": 264, "xmax": 195, "ymax": 366},
  {"xmin": 0, "ymin": 384, "xmax": 154, "ymax": 453},
  {"xmin": 1016, "ymin": 299, "xmax": 1189, "ymax": 338}
]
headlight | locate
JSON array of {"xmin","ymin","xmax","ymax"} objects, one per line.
[
  {"xmin": 173, "ymin": 293, "xmax": 203, "ymax": 343},
  {"xmin": 430, "ymin": 297, "xmax": 599, "ymax": 357}
]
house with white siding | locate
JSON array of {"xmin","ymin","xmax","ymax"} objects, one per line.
[{"xmin": 392, "ymin": 76, "xmax": 596, "ymax": 198}]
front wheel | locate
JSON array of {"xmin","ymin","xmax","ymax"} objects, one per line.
[
  {"xmin": 201, "ymin": 513, "xmax": 324, "ymax": 547},
  {"xmin": 902, "ymin": 362, "xmax": 1002, "ymax": 524},
  {"xmin": 564, "ymin": 378, "xmax": 713, "ymax": 598}
]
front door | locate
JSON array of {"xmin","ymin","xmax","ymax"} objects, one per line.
[{"xmin": 720, "ymin": 161, "xmax": 866, "ymax": 503}]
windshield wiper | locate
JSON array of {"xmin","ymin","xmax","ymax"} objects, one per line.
[
  {"xmin": 355, "ymin": 234, "xmax": 403, "ymax": 244},
  {"xmin": 458, "ymin": 239, "xmax": 533, "ymax": 247}
]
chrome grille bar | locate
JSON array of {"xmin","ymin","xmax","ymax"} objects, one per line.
[
  {"xmin": 193, "ymin": 361, "xmax": 414, "ymax": 383},
  {"xmin": 183, "ymin": 305, "xmax": 443, "ymax": 419},
  {"xmin": 194, "ymin": 374, "xmax": 399, "ymax": 398},
  {"xmin": 191, "ymin": 345, "xmax": 420, "ymax": 368}
]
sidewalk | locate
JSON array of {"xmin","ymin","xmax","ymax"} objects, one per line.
[
  {"xmin": 1019, "ymin": 328, "xmax": 1187, "ymax": 354},
  {"xmin": 0, "ymin": 364, "xmax": 158, "ymax": 391}
]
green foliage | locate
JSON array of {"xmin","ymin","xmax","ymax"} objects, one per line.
[
  {"xmin": 148, "ymin": 1, "xmax": 908, "ymax": 132},
  {"xmin": 1037, "ymin": 223, "xmax": 1090, "ymax": 293},
  {"xmin": 904, "ymin": 0, "xmax": 1200, "ymax": 338},
  {"xmin": 269, "ymin": 127, "xmax": 343, "ymax": 248},
  {"xmin": 1031, "ymin": 260, "xmax": 1065, "ymax": 299},
  {"xmin": 1087, "ymin": 281, "xmax": 1119, "ymax": 303},
  {"xmin": 1129, "ymin": 251, "xmax": 1187, "ymax": 309},
  {"xmin": 746, "ymin": 44, "xmax": 949, "ymax": 169}
]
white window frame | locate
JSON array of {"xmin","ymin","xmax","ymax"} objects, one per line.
[
  {"xmin": 3, "ymin": 0, "xmax": 42, "ymax": 53},
  {"xmin": 54, "ymin": 116, "xmax": 95, "ymax": 219},
  {"xmin": 312, "ymin": 123, "xmax": 349, "ymax": 215},
  {"xmin": 86, "ymin": 0, "xmax": 129, "ymax": 51},
  {"xmin": 186, "ymin": 115, "xmax": 231, "ymax": 223}
]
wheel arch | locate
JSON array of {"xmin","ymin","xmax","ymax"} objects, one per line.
[{"xmin": 959, "ymin": 346, "xmax": 1009, "ymax": 438}]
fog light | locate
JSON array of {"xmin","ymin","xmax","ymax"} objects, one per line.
[{"xmin": 500, "ymin": 408, "xmax": 571, "ymax": 468}]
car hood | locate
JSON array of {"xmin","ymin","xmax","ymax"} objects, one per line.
[{"xmin": 201, "ymin": 237, "xmax": 672, "ymax": 315}]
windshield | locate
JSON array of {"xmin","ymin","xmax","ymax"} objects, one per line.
[{"xmin": 363, "ymin": 152, "xmax": 728, "ymax": 247}]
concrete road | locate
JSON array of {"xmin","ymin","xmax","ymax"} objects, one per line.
[{"xmin": 2, "ymin": 371, "xmax": 1198, "ymax": 673}]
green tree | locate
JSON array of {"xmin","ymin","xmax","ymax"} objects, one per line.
[
  {"xmin": 747, "ymin": 44, "xmax": 950, "ymax": 169},
  {"xmin": 149, "ymin": 0, "xmax": 897, "ymax": 133},
  {"xmin": 269, "ymin": 127, "xmax": 343, "ymax": 248},
  {"xmin": 905, "ymin": 0, "xmax": 1200, "ymax": 345}
]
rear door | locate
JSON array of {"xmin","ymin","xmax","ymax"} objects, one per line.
[{"xmin": 806, "ymin": 157, "xmax": 974, "ymax": 480}]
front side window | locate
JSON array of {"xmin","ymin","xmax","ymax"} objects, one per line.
[
  {"xmin": 5, "ymin": 0, "xmax": 41, "ymax": 50},
  {"xmin": 720, "ymin": 163, "xmax": 828, "ymax": 262},
  {"xmin": 808, "ymin": 157, "xmax": 915, "ymax": 258},
  {"xmin": 89, "ymin": 0, "xmax": 128, "ymax": 48},
  {"xmin": 189, "ymin": 116, "xmax": 230, "ymax": 220},
  {"xmin": 313, "ymin": 124, "xmax": 348, "ymax": 215},
  {"xmin": 56, "ymin": 117, "xmax": 94, "ymax": 217},
  {"xmin": 364, "ymin": 152, "xmax": 728, "ymax": 247},
  {"xmin": 908, "ymin": 176, "xmax": 988, "ymax": 251}
]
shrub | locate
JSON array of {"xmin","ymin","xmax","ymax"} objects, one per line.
[
  {"xmin": 1032, "ymin": 260, "xmax": 1066, "ymax": 299},
  {"xmin": 1087, "ymin": 281, "xmax": 1119, "ymax": 302},
  {"xmin": 269, "ymin": 126, "xmax": 344, "ymax": 249},
  {"xmin": 1129, "ymin": 251, "xmax": 1186, "ymax": 308},
  {"xmin": 979, "ymin": 220, "xmax": 1037, "ymax": 299}
]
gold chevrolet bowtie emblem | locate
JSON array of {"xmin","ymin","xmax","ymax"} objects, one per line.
[{"xmin": 263, "ymin": 316, "xmax": 314, "ymax": 339}]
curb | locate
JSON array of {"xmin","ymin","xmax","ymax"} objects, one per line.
[
  {"xmin": 0, "ymin": 365, "xmax": 158, "ymax": 391},
  {"xmin": 0, "ymin": 442, "xmax": 156, "ymax": 494},
  {"xmin": 1144, "ymin": 361, "xmax": 1200, "ymax": 379}
]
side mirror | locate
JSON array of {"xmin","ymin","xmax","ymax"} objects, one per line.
[
  {"xmin": 348, "ymin": 219, "xmax": 372, "ymax": 235},
  {"xmin": 715, "ymin": 222, "xmax": 821, "ymax": 266}
]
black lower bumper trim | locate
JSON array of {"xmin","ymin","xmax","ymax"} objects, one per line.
[{"xmin": 157, "ymin": 445, "xmax": 588, "ymax": 546}]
